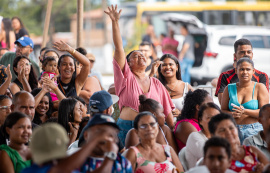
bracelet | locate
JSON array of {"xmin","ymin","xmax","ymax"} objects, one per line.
[
  {"xmin": 72, "ymin": 49, "xmax": 76, "ymax": 54},
  {"xmin": 53, "ymin": 87, "xmax": 57, "ymax": 92}
]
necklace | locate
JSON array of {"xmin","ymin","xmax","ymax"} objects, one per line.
[{"xmin": 166, "ymin": 80, "xmax": 179, "ymax": 95}]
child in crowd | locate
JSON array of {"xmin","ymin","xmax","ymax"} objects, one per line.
[{"xmin": 40, "ymin": 56, "xmax": 58, "ymax": 102}]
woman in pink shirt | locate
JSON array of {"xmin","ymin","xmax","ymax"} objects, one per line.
[{"xmin": 105, "ymin": 5, "xmax": 174, "ymax": 146}]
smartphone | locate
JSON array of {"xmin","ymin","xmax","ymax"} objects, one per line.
[{"xmin": 231, "ymin": 103, "xmax": 237, "ymax": 107}]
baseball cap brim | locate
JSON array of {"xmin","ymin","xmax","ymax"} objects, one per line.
[{"xmin": 15, "ymin": 40, "xmax": 29, "ymax": 47}]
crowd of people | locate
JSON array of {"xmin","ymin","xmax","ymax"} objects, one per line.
[{"xmin": 0, "ymin": 4, "xmax": 270, "ymax": 173}]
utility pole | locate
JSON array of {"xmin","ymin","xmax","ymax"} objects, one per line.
[
  {"xmin": 42, "ymin": 0, "xmax": 53, "ymax": 48},
  {"xmin": 77, "ymin": 0, "xmax": 84, "ymax": 47},
  {"xmin": 102, "ymin": 0, "xmax": 107, "ymax": 44}
]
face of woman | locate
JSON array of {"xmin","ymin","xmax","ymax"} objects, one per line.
[
  {"xmin": 236, "ymin": 61, "xmax": 254, "ymax": 82},
  {"xmin": 200, "ymin": 108, "xmax": 220, "ymax": 133},
  {"xmin": 137, "ymin": 115, "xmax": 159, "ymax": 140},
  {"xmin": 73, "ymin": 102, "xmax": 83, "ymax": 123},
  {"xmin": 7, "ymin": 117, "xmax": 32, "ymax": 144},
  {"xmin": 160, "ymin": 58, "xmax": 178, "ymax": 78},
  {"xmin": 155, "ymin": 104, "xmax": 165, "ymax": 127},
  {"xmin": 36, "ymin": 95, "xmax": 49, "ymax": 116},
  {"xmin": 59, "ymin": 56, "xmax": 75, "ymax": 79},
  {"xmin": 45, "ymin": 52, "xmax": 59, "ymax": 63},
  {"xmin": 214, "ymin": 119, "xmax": 239, "ymax": 144},
  {"xmin": 12, "ymin": 18, "xmax": 21, "ymax": 30},
  {"xmin": 128, "ymin": 51, "xmax": 147, "ymax": 69},
  {"xmin": 15, "ymin": 58, "xmax": 31, "ymax": 76}
]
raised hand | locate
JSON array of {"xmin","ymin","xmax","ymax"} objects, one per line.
[
  {"xmin": 42, "ymin": 76, "xmax": 57, "ymax": 91},
  {"xmin": 6, "ymin": 64, "xmax": 12, "ymax": 81},
  {"xmin": 17, "ymin": 65, "xmax": 26, "ymax": 81},
  {"xmin": 104, "ymin": 5, "xmax": 122, "ymax": 22},
  {"xmin": 150, "ymin": 61, "xmax": 163, "ymax": 77},
  {"xmin": 53, "ymin": 40, "xmax": 72, "ymax": 52}
]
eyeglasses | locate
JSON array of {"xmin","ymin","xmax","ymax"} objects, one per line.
[
  {"xmin": 139, "ymin": 122, "xmax": 158, "ymax": 129},
  {"xmin": 0, "ymin": 106, "xmax": 11, "ymax": 112},
  {"xmin": 21, "ymin": 62, "xmax": 32, "ymax": 66}
]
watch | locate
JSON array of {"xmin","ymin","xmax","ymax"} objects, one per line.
[{"xmin": 105, "ymin": 151, "xmax": 117, "ymax": 160}]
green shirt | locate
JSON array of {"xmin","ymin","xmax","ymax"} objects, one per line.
[
  {"xmin": 0, "ymin": 52, "xmax": 40, "ymax": 81},
  {"xmin": 0, "ymin": 144, "xmax": 31, "ymax": 173}
]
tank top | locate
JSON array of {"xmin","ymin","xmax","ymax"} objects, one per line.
[
  {"xmin": 0, "ymin": 144, "xmax": 31, "ymax": 173},
  {"xmin": 13, "ymin": 78, "xmax": 24, "ymax": 91},
  {"xmin": 131, "ymin": 145, "xmax": 177, "ymax": 173},
  {"xmin": 230, "ymin": 145, "xmax": 258, "ymax": 172},
  {"xmin": 228, "ymin": 82, "xmax": 258, "ymax": 111},
  {"xmin": 159, "ymin": 126, "xmax": 169, "ymax": 145},
  {"xmin": 174, "ymin": 118, "xmax": 201, "ymax": 151},
  {"xmin": 171, "ymin": 82, "xmax": 189, "ymax": 111},
  {"xmin": 57, "ymin": 75, "xmax": 77, "ymax": 97}
]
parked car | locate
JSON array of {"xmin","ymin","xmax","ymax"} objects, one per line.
[{"xmin": 190, "ymin": 26, "xmax": 270, "ymax": 85}]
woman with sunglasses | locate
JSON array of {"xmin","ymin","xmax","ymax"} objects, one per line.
[
  {"xmin": 10, "ymin": 55, "xmax": 38, "ymax": 95},
  {"xmin": 125, "ymin": 111, "xmax": 183, "ymax": 173}
]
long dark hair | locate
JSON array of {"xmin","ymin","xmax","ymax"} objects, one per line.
[
  {"xmin": 11, "ymin": 17, "xmax": 26, "ymax": 29},
  {"xmin": 58, "ymin": 54, "xmax": 77, "ymax": 79},
  {"xmin": 2, "ymin": 112, "xmax": 30, "ymax": 139},
  {"xmin": 198, "ymin": 102, "xmax": 221, "ymax": 130},
  {"xmin": 58, "ymin": 98, "xmax": 78, "ymax": 133},
  {"xmin": 158, "ymin": 54, "xmax": 182, "ymax": 85},
  {"xmin": 13, "ymin": 55, "xmax": 38, "ymax": 89},
  {"xmin": 179, "ymin": 89, "xmax": 209, "ymax": 120},
  {"xmin": 2, "ymin": 18, "xmax": 13, "ymax": 49},
  {"xmin": 31, "ymin": 88, "xmax": 53, "ymax": 125},
  {"xmin": 138, "ymin": 95, "xmax": 160, "ymax": 113}
]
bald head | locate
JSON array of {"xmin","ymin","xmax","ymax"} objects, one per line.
[{"xmin": 12, "ymin": 91, "xmax": 35, "ymax": 120}]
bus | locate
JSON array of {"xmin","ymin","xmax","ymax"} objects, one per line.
[{"xmin": 119, "ymin": 1, "xmax": 270, "ymax": 49}]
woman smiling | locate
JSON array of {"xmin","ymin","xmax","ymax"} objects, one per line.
[{"xmin": 105, "ymin": 5, "xmax": 174, "ymax": 146}]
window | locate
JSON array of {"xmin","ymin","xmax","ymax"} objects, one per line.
[
  {"xmin": 243, "ymin": 35, "xmax": 265, "ymax": 48},
  {"xmin": 219, "ymin": 36, "xmax": 236, "ymax": 46}
]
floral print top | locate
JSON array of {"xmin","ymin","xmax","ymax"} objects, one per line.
[{"xmin": 131, "ymin": 145, "xmax": 177, "ymax": 173}]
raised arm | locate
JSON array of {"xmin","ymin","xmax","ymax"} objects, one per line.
[
  {"xmin": 53, "ymin": 40, "xmax": 90, "ymax": 93},
  {"xmin": 0, "ymin": 65, "xmax": 12, "ymax": 95},
  {"xmin": 105, "ymin": 5, "xmax": 126, "ymax": 70}
]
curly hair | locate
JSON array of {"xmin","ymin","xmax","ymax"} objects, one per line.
[
  {"xmin": 178, "ymin": 89, "xmax": 209, "ymax": 120},
  {"xmin": 158, "ymin": 54, "xmax": 182, "ymax": 85}
]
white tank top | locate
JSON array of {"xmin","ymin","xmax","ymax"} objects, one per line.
[{"xmin": 171, "ymin": 82, "xmax": 189, "ymax": 111}]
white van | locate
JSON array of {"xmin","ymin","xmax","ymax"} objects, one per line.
[{"xmin": 190, "ymin": 26, "xmax": 270, "ymax": 85}]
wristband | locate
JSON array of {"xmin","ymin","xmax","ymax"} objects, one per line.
[
  {"xmin": 53, "ymin": 87, "xmax": 57, "ymax": 92},
  {"xmin": 72, "ymin": 49, "xmax": 76, "ymax": 54}
]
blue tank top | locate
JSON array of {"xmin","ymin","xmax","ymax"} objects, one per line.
[{"xmin": 228, "ymin": 82, "xmax": 258, "ymax": 111}]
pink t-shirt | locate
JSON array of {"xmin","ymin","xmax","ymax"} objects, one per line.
[
  {"xmin": 113, "ymin": 59, "xmax": 174, "ymax": 117},
  {"xmin": 162, "ymin": 37, "xmax": 179, "ymax": 57}
]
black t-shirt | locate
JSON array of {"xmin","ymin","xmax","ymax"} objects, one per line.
[
  {"xmin": 57, "ymin": 75, "xmax": 77, "ymax": 97},
  {"xmin": 15, "ymin": 28, "xmax": 29, "ymax": 40}
]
